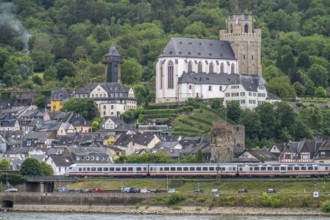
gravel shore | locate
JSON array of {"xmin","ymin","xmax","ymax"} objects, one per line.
[{"xmin": 7, "ymin": 205, "xmax": 330, "ymax": 216}]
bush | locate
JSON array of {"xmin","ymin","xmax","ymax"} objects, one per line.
[
  {"xmin": 321, "ymin": 200, "xmax": 330, "ymax": 213},
  {"xmin": 262, "ymin": 193, "xmax": 282, "ymax": 208},
  {"xmin": 166, "ymin": 193, "xmax": 185, "ymax": 205}
]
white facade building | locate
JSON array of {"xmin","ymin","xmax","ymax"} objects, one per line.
[{"xmin": 155, "ymin": 15, "xmax": 280, "ymax": 108}]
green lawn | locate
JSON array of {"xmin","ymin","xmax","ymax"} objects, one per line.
[{"xmin": 65, "ymin": 178, "xmax": 330, "ymax": 195}]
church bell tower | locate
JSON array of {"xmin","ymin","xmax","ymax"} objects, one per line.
[{"xmin": 220, "ymin": 14, "xmax": 262, "ymax": 76}]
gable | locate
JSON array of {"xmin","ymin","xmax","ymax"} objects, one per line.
[{"xmin": 90, "ymin": 85, "xmax": 108, "ymax": 98}]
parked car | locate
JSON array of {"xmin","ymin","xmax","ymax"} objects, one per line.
[
  {"xmin": 5, "ymin": 188, "xmax": 18, "ymax": 193},
  {"xmin": 81, "ymin": 188, "xmax": 91, "ymax": 193},
  {"xmin": 92, "ymin": 188, "xmax": 103, "ymax": 193},
  {"xmin": 122, "ymin": 187, "xmax": 138, "ymax": 193},
  {"xmin": 194, "ymin": 189, "xmax": 204, "ymax": 194},
  {"xmin": 238, "ymin": 188, "xmax": 248, "ymax": 193},
  {"xmin": 267, "ymin": 188, "xmax": 276, "ymax": 193},
  {"xmin": 211, "ymin": 188, "xmax": 219, "ymax": 196},
  {"xmin": 167, "ymin": 188, "xmax": 177, "ymax": 193},
  {"xmin": 58, "ymin": 188, "xmax": 70, "ymax": 193},
  {"xmin": 150, "ymin": 189, "xmax": 159, "ymax": 193},
  {"xmin": 140, "ymin": 188, "xmax": 150, "ymax": 193}
]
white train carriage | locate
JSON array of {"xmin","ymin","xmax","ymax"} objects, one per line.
[
  {"xmin": 149, "ymin": 163, "xmax": 238, "ymax": 177},
  {"xmin": 65, "ymin": 163, "xmax": 149, "ymax": 176},
  {"xmin": 237, "ymin": 163, "xmax": 330, "ymax": 177}
]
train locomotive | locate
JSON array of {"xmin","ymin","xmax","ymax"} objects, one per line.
[{"xmin": 65, "ymin": 162, "xmax": 330, "ymax": 178}]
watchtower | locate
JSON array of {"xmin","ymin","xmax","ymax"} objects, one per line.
[{"xmin": 103, "ymin": 44, "xmax": 121, "ymax": 82}]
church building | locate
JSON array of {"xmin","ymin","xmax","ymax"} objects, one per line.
[{"xmin": 155, "ymin": 14, "xmax": 279, "ymax": 109}]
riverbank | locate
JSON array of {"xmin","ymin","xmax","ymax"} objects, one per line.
[{"xmin": 6, "ymin": 205, "xmax": 330, "ymax": 216}]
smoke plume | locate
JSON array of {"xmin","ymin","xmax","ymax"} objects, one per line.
[{"xmin": 0, "ymin": 1, "xmax": 31, "ymax": 51}]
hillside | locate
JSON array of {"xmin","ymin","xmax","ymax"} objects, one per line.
[{"xmin": 0, "ymin": 0, "xmax": 329, "ymax": 102}]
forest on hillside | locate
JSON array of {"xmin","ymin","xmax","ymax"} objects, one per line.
[{"xmin": 0, "ymin": 0, "xmax": 329, "ymax": 104}]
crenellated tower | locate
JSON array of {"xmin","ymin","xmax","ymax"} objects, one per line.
[{"xmin": 220, "ymin": 14, "xmax": 262, "ymax": 76}]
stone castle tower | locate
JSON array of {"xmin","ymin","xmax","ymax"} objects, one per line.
[
  {"xmin": 219, "ymin": 14, "xmax": 262, "ymax": 76},
  {"xmin": 103, "ymin": 44, "xmax": 121, "ymax": 82},
  {"xmin": 211, "ymin": 121, "xmax": 245, "ymax": 163}
]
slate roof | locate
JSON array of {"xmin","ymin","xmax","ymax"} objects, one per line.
[
  {"xmin": 49, "ymin": 155, "xmax": 74, "ymax": 167},
  {"xmin": 68, "ymin": 146, "xmax": 108, "ymax": 157},
  {"xmin": 35, "ymin": 120, "xmax": 61, "ymax": 132},
  {"xmin": 55, "ymin": 134, "xmax": 77, "ymax": 145},
  {"xmin": 99, "ymin": 116, "xmax": 135, "ymax": 132},
  {"xmin": 179, "ymin": 72, "xmax": 238, "ymax": 85},
  {"xmin": 50, "ymin": 88, "xmax": 70, "ymax": 101},
  {"xmin": 24, "ymin": 131, "xmax": 53, "ymax": 141},
  {"xmin": 75, "ymin": 82, "xmax": 136, "ymax": 100},
  {"xmin": 282, "ymin": 141, "xmax": 305, "ymax": 155},
  {"xmin": 133, "ymin": 133, "xmax": 157, "ymax": 146},
  {"xmin": 159, "ymin": 37, "xmax": 236, "ymax": 60},
  {"xmin": 69, "ymin": 114, "xmax": 91, "ymax": 127},
  {"xmin": 267, "ymin": 93, "xmax": 281, "ymax": 100},
  {"xmin": 5, "ymin": 147, "xmax": 33, "ymax": 154},
  {"xmin": 238, "ymin": 74, "xmax": 266, "ymax": 92},
  {"xmin": 47, "ymin": 111, "xmax": 73, "ymax": 122},
  {"xmin": 113, "ymin": 133, "xmax": 134, "ymax": 147},
  {"xmin": 247, "ymin": 149, "xmax": 278, "ymax": 161},
  {"xmin": 105, "ymin": 44, "xmax": 120, "ymax": 57},
  {"xmin": 179, "ymin": 72, "xmax": 265, "ymax": 91}
]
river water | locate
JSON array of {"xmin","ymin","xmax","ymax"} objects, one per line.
[{"xmin": 0, "ymin": 213, "xmax": 329, "ymax": 220}]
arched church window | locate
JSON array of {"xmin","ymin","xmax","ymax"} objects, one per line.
[
  {"xmin": 220, "ymin": 63, "xmax": 224, "ymax": 73},
  {"xmin": 198, "ymin": 61, "xmax": 203, "ymax": 73},
  {"xmin": 209, "ymin": 62, "xmax": 214, "ymax": 73},
  {"xmin": 230, "ymin": 24, "xmax": 233, "ymax": 33},
  {"xmin": 160, "ymin": 63, "xmax": 163, "ymax": 89},
  {"xmin": 168, "ymin": 61, "xmax": 174, "ymax": 89},
  {"xmin": 231, "ymin": 63, "xmax": 235, "ymax": 73},
  {"xmin": 188, "ymin": 61, "xmax": 192, "ymax": 72},
  {"xmin": 244, "ymin": 24, "xmax": 249, "ymax": 33}
]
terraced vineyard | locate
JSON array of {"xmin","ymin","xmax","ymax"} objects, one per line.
[{"xmin": 171, "ymin": 107, "xmax": 225, "ymax": 137}]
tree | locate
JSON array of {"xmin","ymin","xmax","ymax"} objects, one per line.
[
  {"xmin": 308, "ymin": 64, "xmax": 328, "ymax": 88},
  {"xmin": 62, "ymin": 98, "xmax": 98, "ymax": 120},
  {"xmin": 56, "ymin": 59, "xmax": 76, "ymax": 80},
  {"xmin": 121, "ymin": 58, "xmax": 143, "ymax": 85},
  {"xmin": 0, "ymin": 159, "xmax": 10, "ymax": 170},
  {"xmin": 256, "ymin": 103, "xmax": 276, "ymax": 140},
  {"xmin": 274, "ymin": 102, "xmax": 296, "ymax": 140},
  {"xmin": 183, "ymin": 21, "xmax": 209, "ymax": 38},
  {"xmin": 32, "ymin": 94, "xmax": 46, "ymax": 109},
  {"xmin": 293, "ymin": 82, "xmax": 305, "ymax": 96},
  {"xmin": 275, "ymin": 46, "xmax": 295, "ymax": 74},
  {"xmin": 180, "ymin": 154, "xmax": 199, "ymax": 163},
  {"xmin": 226, "ymin": 101, "xmax": 241, "ymax": 123},
  {"xmin": 304, "ymin": 79, "xmax": 315, "ymax": 96},
  {"xmin": 133, "ymin": 84, "xmax": 154, "ymax": 109},
  {"xmin": 240, "ymin": 109, "xmax": 261, "ymax": 140},
  {"xmin": 297, "ymin": 52, "xmax": 311, "ymax": 70},
  {"xmin": 43, "ymin": 66, "xmax": 57, "ymax": 81},
  {"xmin": 40, "ymin": 162, "xmax": 54, "ymax": 176},
  {"xmin": 20, "ymin": 158, "xmax": 42, "ymax": 175},
  {"xmin": 123, "ymin": 152, "xmax": 174, "ymax": 163},
  {"xmin": 266, "ymin": 76, "xmax": 296, "ymax": 99},
  {"xmin": 289, "ymin": 68, "xmax": 303, "ymax": 84},
  {"xmin": 32, "ymin": 75, "xmax": 43, "ymax": 86},
  {"xmin": 315, "ymin": 86, "xmax": 327, "ymax": 97}
]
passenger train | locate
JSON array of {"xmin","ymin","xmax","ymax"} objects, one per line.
[{"xmin": 65, "ymin": 163, "xmax": 330, "ymax": 177}]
